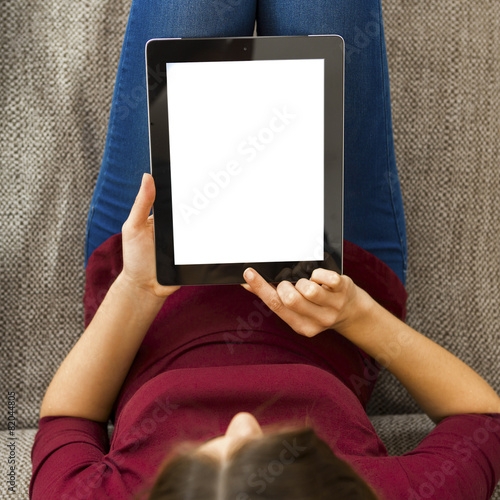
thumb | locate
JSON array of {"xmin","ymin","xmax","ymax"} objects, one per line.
[{"xmin": 127, "ymin": 173, "xmax": 155, "ymax": 228}]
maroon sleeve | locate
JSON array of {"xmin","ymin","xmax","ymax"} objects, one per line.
[
  {"xmin": 29, "ymin": 416, "xmax": 112, "ymax": 499},
  {"xmin": 84, "ymin": 233, "xmax": 124, "ymax": 328},
  {"xmin": 396, "ymin": 413, "xmax": 500, "ymax": 500}
]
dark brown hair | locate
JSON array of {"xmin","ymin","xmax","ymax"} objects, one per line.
[{"xmin": 133, "ymin": 427, "xmax": 379, "ymax": 499}]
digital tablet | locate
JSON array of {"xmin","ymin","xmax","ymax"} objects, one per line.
[{"xmin": 145, "ymin": 35, "xmax": 344, "ymax": 286}]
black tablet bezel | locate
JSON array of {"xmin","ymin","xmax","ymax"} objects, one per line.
[{"xmin": 146, "ymin": 35, "xmax": 344, "ymax": 286}]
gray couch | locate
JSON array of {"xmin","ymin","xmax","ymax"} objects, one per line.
[{"xmin": 1, "ymin": 1, "xmax": 499, "ymax": 498}]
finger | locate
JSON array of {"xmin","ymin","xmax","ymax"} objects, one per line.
[
  {"xmin": 127, "ymin": 173, "xmax": 155, "ymax": 228},
  {"xmin": 146, "ymin": 213, "xmax": 155, "ymax": 227},
  {"xmin": 243, "ymin": 268, "xmax": 293, "ymax": 320},
  {"xmin": 309, "ymin": 268, "xmax": 341, "ymax": 290},
  {"xmin": 294, "ymin": 278, "xmax": 332, "ymax": 307},
  {"xmin": 276, "ymin": 280, "xmax": 331, "ymax": 321},
  {"xmin": 240, "ymin": 283, "xmax": 254, "ymax": 293},
  {"xmin": 244, "ymin": 268, "xmax": 333, "ymax": 336}
]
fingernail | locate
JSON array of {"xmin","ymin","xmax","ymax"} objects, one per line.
[
  {"xmin": 244, "ymin": 268, "xmax": 254, "ymax": 281},
  {"xmin": 141, "ymin": 173, "xmax": 147, "ymax": 186}
]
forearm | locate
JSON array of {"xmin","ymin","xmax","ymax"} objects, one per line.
[
  {"xmin": 340, "ymin": 289, "xmax": 500, "ymax": 423},
  {"xmin": 39, "ymin": 273, "xmax": 165, "ymax": 423}
]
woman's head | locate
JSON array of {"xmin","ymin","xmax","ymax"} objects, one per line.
[{"xmin": 135, "ymin": 412, "xmax": 379, "ymax": 500}]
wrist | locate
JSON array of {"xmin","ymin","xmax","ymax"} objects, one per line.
[
  {"xmin": 334, "ymin": 286, "xmax": 378, "ymax": 340},
  {"xmin": 112, "ymin": 272, "xmax": 167, "ymax": 314}
]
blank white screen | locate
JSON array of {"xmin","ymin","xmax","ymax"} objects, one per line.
[{"xmin": 167, "ymin": 59, "xmax": 324, "ymax": 265}]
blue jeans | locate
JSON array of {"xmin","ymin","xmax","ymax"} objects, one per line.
[{"xmin": 85, "ymin": 0, "xmax": 407, "ymax": 285}]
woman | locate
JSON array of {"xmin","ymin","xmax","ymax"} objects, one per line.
[{"xmin": 30, "ymin": 0, "xmax": 500, "ymax": 499}]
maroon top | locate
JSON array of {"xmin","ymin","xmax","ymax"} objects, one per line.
[{"xmin": 30, "ymin": 234, "xmax": 500, "ymax": 499}]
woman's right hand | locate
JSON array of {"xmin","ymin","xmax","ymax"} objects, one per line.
[
  {"xmin": 243, "ymin": 266, "xmax": 500, "ymax": 422},
  {"xmin": 241, "ymin": 267, "xmax": 371, "ymax": 338}
]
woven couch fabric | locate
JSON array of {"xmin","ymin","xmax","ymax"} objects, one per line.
[
  {"xmin": 0, "ymin": 429, "xmax": 38, "ymax": 499},
  {"xmin": 0, "ymin": 0, "xmax": 132, "ymax": 430},
  {"xmin": 367, "ymin": 0, "xmax": 500, "ymax": 416},
  {"xmin": 1, "ymin": 0, "xmax": 499, "ymax": 499}
]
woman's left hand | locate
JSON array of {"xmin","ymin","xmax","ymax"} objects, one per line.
[{"xmin": 120, "ymin": 173, "xmax": 181, "ymax": 300}]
